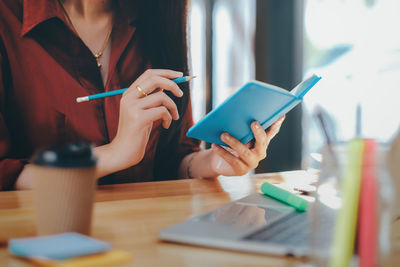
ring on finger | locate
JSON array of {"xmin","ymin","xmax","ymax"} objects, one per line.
[{"xmin": 136, "ymin": 85, "xmax": 148, "ymax": 97}]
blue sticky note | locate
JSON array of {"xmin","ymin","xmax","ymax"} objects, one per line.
[{"xmin": 9, "ymin": 232, "xmax": 111, "ymax": 260}]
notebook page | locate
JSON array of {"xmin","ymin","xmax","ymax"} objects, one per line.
[{"xmin": 290, "ymin": 74, "xmax": 321, "ymax": 98}]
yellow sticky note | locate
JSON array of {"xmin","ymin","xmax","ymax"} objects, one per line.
[{"xmin": 21, "ymin": 249, "xmax": 133, "ymax": 267}]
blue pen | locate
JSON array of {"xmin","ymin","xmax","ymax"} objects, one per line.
[{"xmin": 76, "ymin": 75, "xmax": 196, "ymax": 103}]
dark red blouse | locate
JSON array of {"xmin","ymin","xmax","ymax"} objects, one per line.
[{"xmin": 0, "ymin": 0, "xmax": 200, "ymax": 190}]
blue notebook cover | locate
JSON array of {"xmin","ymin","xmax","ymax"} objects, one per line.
[
  {"xmin": 9, "ymin": 232, "xmax": 111, "ymax": 260},
  {"xmin": 187, "ymin": 74, "xmax": 321, "ymax": 145}
]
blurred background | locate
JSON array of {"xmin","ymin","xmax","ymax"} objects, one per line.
[{"xmin": 187, "ymin": 0, "xmax": 400, "ymax": 173}]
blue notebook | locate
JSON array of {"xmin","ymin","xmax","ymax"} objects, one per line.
[{"xmin": 187, "ymin": 74, "xmax": 321, "ymax": 146}]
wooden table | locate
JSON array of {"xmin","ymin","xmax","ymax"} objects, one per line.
[{"xmin": 0, "ymin": 171, "xmax": 399, "ymax": 266}]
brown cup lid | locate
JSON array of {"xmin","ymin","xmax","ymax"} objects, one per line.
[{"xmin": 31, "ymin": 142, "xmax": 97, "ymax": 168}]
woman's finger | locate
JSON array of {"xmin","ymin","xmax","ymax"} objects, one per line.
[
  {"xmin": 220, "ymin": 133, "xmax": 258, "ymax": 167},
  {"xmin": 123, "ymin": 69, "xmax": 183, "ymax": 98},
  {"xmin": 211, "ymin": 144, "xmax": 249, "ymax": 175},
  {"xmin": 142, "ymin": 69, "xmax": 183, "ymax": 79},
  {"xmin": 138, "ymin": 75, "xmax": 183, "ymax": 98},
  {"xmin": 266, "ymin": 116, "xmax": 285, "ymax": 139},
  {"xmin": 251, "ymin": 121, "xmax": 268, "ymax": 159},
  {"xmin": 143, "ymin": 106, "xmax": 173, "ymax": 129},
  {"xmin": 139, "ymin": 91, "xmax": 179, "ymax": 120}
]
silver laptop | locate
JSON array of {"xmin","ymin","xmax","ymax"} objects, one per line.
[{"xmin": 158, "ymin": 193, "xmax": 335, "ymax": 257}]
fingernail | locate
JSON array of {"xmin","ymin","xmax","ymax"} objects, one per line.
[
  {"xmin": 253, "ymin": 122, "xmax": 260, "ymax": 129},
  {"xmin": 179, "ymin": 90, "xmax": 184, "ymax": 97},
  {"xmin": 177, "ymin": 71, "xmax": 183, "ymax": 76},
  {"xmin": 222, "ymin": 133, "xmax": 229, "ymax": 140}
]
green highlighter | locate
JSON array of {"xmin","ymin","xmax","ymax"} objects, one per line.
[{"xmin": 260, "ymin": 182, "xmax": 309, "ymax": 211}]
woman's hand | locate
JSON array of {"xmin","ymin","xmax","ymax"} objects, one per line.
[
  {"xmin": 94, "ymin": 69, "xmax": 184, "ymax": 178},
  {"xmin": 210, "ymin": 116, "xmax": 285, "ymax": 176}
]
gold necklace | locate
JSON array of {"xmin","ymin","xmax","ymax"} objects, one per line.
[{"xmin": 58, "ymin": 0, "xmax": 112, "ymax": 68}]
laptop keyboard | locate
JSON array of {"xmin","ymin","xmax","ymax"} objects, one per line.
[
  {"xmin": 243, "ymin": 208, "xmax": 334, "ymax": 247},
  {"xmin": 243, "ymin": 211, "xmax": 309, "ymax": 245}
]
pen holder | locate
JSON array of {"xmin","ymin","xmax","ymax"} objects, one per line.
[
  {"xmin": 309, "ymin": 139, "xmax": 394, "ymax": 267},
  {"xmin": 31, "ymin": 142, "xmax": 97, "ymax": 236},
  {"xmin": 309, "ymin": 143, "xmax": 344, "ymax": 266},
  {"xmin": 388, "ymin": 129, "xmax": 400, "ymax": 218}
]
